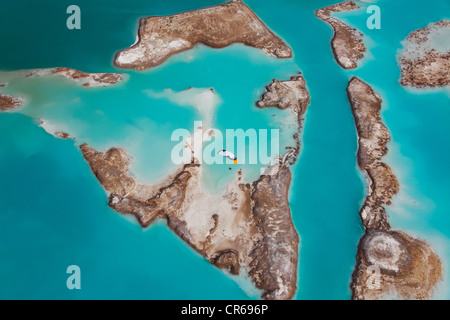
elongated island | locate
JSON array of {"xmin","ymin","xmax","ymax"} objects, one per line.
[{"xmin": 347, "ymin": 77, "xmax": 442, "ymax": 300}]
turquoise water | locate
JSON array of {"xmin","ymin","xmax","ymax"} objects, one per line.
[{"xmin": 0, "ymin": 0, "xmax": 449, "ymax": 299}]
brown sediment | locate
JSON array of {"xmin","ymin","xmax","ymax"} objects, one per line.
[
  {"xmin": 347, "ymin": 77, "xmax": 442, "ymax": 300},
  {"xmin": 80, "ymin": 144, "xmax": 298, "ymax": 299},
  {"xmin": 315, "ymin": 1, "xmax": 366, "ymax": 69},
  {"xmin": 398, "ymin": 20, "xmax": 450, "ymax": 88},
  {"xmin": 53, "ymin": 68, "xmax": 123, "ymax": 87},
  {"xmin": 0, "ymin": 94, "xmax": 23, "ymax": 111},
  {"xmin": 114, "ymin": 0, "xmax": 292, "ymax": 70},
  {"xmin": 79, "ymin": 74, "xmax": 310, "ymax": 300},
  {"xmin": 25, "ymin": 67, "xmax": 123, "ymax": 87},
  {"xmin": 248, "ymin": 165, "xmax": 299, "ymax": 300}
]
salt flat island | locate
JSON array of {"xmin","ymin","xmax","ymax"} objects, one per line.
[
  {"xmin": 79, "ymin": 74, "xmax": 310, "ymax": 300},
  {"xmin": 315, "ymin": 1, "xmax": 366, "ymax": 69},
  {"xmin": 114, "ymin": 0, "xmax": 292, "ymax": 70},
  {"xmin": 398, "ymin": 20, "xmax": 450, "ymax": 88},
  {"xmin": 347, "ymin": 77, "xmax": 442, "ymax": 300}
]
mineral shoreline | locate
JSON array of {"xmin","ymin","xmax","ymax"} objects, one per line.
[
  {"xmin": 398, "ymin": 20, "xmax": 450, "ymax": 88},
  {"xmin": 315, "ymin": 1, "xmax": 366, "ymax": 69},
  {"xmin": 114, "ymin": 0, "xmax": 292, "ymax": 70},
  {"xmin": 79, "ymin": 74, "xmax": 310, "ymax": 300},
  {"xmin": 347, "ymin": 77, "xmax": 442, "ymax": 300}
]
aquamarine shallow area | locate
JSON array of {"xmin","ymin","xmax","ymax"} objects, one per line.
[
  {"xmin": 0, "ymin": 0, "xmax": 449, "ymax": 300},
  {"xmin": 0, "ymin": 113, "xmax": 253, "ymax": 299}
]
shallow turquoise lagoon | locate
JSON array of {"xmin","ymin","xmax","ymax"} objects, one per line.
[{"xmin": 0, "ymin": 0, "xmax": 448, "ymax": 299}]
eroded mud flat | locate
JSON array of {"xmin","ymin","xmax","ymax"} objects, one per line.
[{"xmin": 78, "ymin": 74, "xmax": 310, "ymax": 300}]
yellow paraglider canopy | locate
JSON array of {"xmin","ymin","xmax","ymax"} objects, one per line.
[{"xmin": 218, "ymin": 150, "xmax": 238, "ymax": 164}]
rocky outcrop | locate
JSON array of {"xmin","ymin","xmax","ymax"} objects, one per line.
[
  {"xmin": 315, "ymin": 1, "xmax": 366, "ymax": 69},
  {"xmin": 0, "ymin": 94, "xmax": 23, "ymax": 111},
  {"xmin": 347, "ymin": 77, "xmax": 442, "ymax": 300},
  {"xmin": 347, "ymin": 77, "xmax": 397, "ymax": 230},
  {"xmin": 54, "ymin": 132, "xmax": 75, "ymax": 140},
  {"xmin": 249, "ymin": 165, "xmax": 299, "ymax": 300},
  {"xmin": 256, "ymin": 74, "xmax": 310, "ymax": 113},
  {"xmin": 114, "ymin": 0, "xmax": 292, "ymax": 70},
  {"xmin": 398, "ymin": 20, "xmax": 450, "ymax": 88}
]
